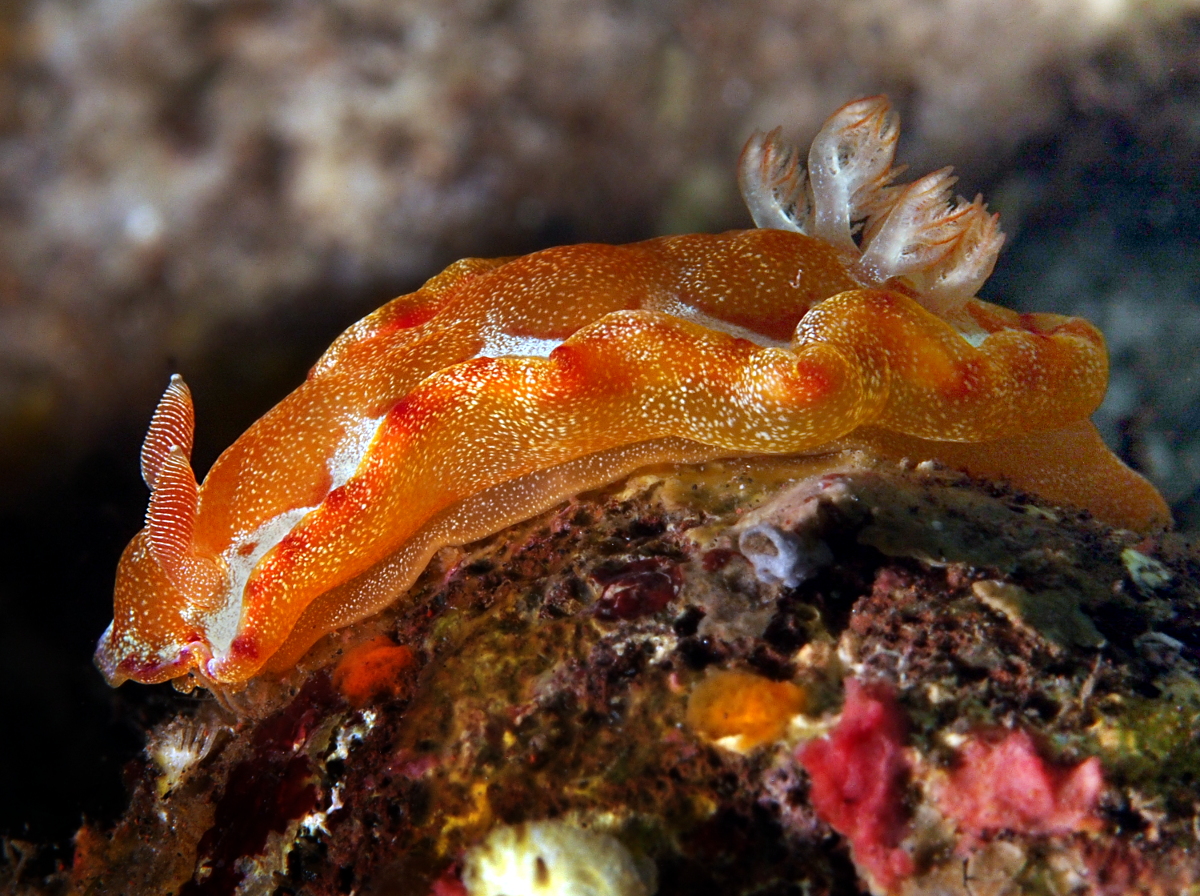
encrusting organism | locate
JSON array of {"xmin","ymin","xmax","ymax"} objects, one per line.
[
  {"xmin": 460, "ymin": 820, "xmax": 654, "ymax": 896},
  {"xmin": 147, "ymin": 715, "xmax": 225, "ymax": 797},
  {"xmin": 96, "ymin": 96, "xmax": 1169, "ymax": 693}
]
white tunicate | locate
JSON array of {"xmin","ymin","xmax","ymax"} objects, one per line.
[
  {"xmin": 738, "ymin": 523, "xmax": 832, "ymax": 588},
  {"xmin": 462, "ymin": 820, "xmax": 655, "ymax": 896}
]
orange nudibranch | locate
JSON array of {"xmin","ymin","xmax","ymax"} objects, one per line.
[{"xmin": 96, "ymin": 96, "xmax": 1170, "ymax": 691}]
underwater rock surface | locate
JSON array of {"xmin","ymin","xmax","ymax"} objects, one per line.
[{"xmin": 15, "ymin": 453, "xmax": 1200, "ymax": 895}]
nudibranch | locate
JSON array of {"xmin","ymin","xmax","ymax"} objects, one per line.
[{"xmin": 97, "ymin": 96, "xmax": 1170, "ymax": 691}]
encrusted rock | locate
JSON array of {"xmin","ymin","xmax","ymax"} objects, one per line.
[{"xmin": 16, "ymin": 453, "xmax": 1200, "ymax": 895}]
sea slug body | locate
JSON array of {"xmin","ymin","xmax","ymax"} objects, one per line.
[{"xmin": 97, "ymin": 96, "xmax": 1170, "ymax": 692}]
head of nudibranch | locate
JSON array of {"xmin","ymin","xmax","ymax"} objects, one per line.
[{"xmin": 96, "ymin": 375, "xmax": 228, "ymax": 687}]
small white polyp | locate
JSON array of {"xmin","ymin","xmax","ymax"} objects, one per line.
[{"xmin": 738, "ymin": 523, "xmax": 832, "ymax": 588}]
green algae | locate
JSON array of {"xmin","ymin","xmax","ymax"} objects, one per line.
[{"xmin": 1090, "ymin": 672, "xmax": 1200, "ymax": 808}]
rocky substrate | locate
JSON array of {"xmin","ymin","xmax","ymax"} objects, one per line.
[{"xmin": 10, "ymin": 453, "xmax": 1200, "ymax": 896}]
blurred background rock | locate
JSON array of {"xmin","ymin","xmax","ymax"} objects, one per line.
[{"xmin": 0, "ymin": 0, "xmax": 1198, "ymax": 859}]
